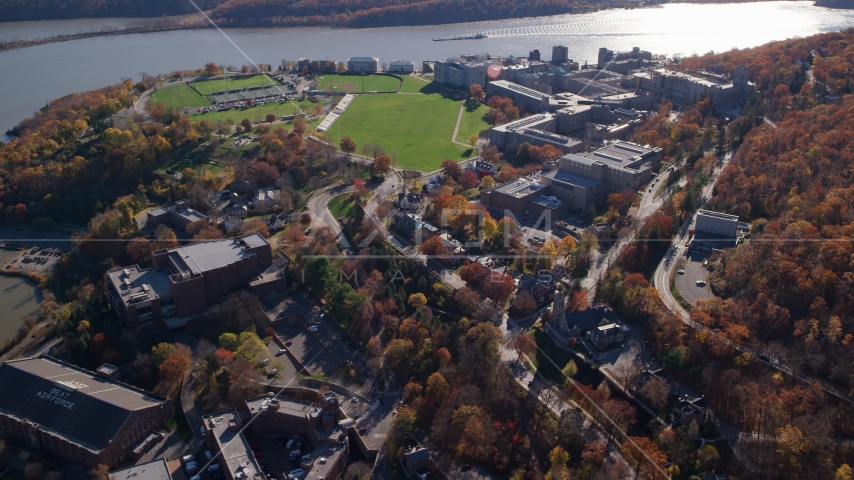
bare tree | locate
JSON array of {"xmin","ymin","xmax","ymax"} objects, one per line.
[
  {"xmin": 639, "ymin": 376, "xmax": 670, "ymax": 410},
  {"xmin": 611, "ymin": 359, "xmax": 642, "ymax": 393}
]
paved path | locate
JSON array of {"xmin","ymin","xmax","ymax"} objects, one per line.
[{"xmin": 451, "ymin": 101, "xmax": 469, "ymax": 146}]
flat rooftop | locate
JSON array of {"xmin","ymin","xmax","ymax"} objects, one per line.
[
  {"xmin": 489, "ymin": 80, "xmax": 550, "ymax": 100},
  {"xmin": 542, "ymin": 168, "xmax": 600, "ymax": 188},
  {"xmin": 531, "ymin": 195, "xmax": 565, "ymax": 209},
  {"xmin": 110, "ymin": 459, "xmax": 172, "ymax": 480},
  {"xmin": 305, "ymin": 444, "xmax": 347, "ymax": 480},
  {"xmin": 0, "ymin": 356, "xmax": 168, "ymax": 451},
  {"xmin": 246, "ymin": 395, "xmax": 317, "ymax": 419},
  {"xmin": 494, "ymin": 178, "xmax": 549, "ymax": 198},
  {"xmin": 168, "ymin": 234, "xmax": 268, "ymax": 277},
  {"xmin": 493, "ymin": 114, "xmax": 553, "ymax": 132},
  {"xmin": 580, "ymin": 141, "xmax": 657, "ymax": 169},
  {"xmin": 697, "ymin": 209, "xmax": 739, "ymax": 221},
  {"xmin": 204, "ymin": 410, "xmax": 263, "ymax": 480},
  {"xmin": 107, "ymin": 265, "xmax": 172, "ymax": 307}
]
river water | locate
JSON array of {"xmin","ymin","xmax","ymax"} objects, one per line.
[
  {"xmin": 0, "ymin": 250, "xmax": 41, "ymax": 346},
  {"xmin": 2, "ymin": 1, "xmax": 854, "ymax": 135}
]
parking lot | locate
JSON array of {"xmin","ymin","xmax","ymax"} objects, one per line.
[{"xmin": 674, "ymin": 252, "xmax": 713, "ymax": 304}]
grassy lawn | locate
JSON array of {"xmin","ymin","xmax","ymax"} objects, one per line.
[
  {"xmin": 151, "ymin": 83, "xmax": 211, "ymax": 109},
  {"xmin": 332, "ymin": 93, "xmax": 471, "ymax": 171},
  {"xmin": 189, "ymin": 99, "xmax": 315, "ymax": 125},
  {"xmin": 328, "ymin": 194, "xmax": 358, "ymax": 219},
  {"xmin": 192, "ymin": 74, "xmax": 282, "ymax": 95},
  {"xmin": 316, "ymin": 73, "xmax": 400, "ymax": 93},
  {"xmin": 457, "ymin": 102, "xmax": 491, "ymax": 140}
]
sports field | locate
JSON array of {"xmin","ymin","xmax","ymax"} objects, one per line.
[
  {"xmin": 315, "ymin": 74, "xmax": 400, "ymax": 93},
  {"xmin": 332, "ymin": 92, "xmax": 490, "ymax": 171},
  {"xmin": 150, "ymin": 83, "xmax": 211, "ymax": 109},
  {"xmin": 189, "ymin": 99, "xmax": 316, "ymax": 125},
  {"xmin": 192, "ymin": 75, "xmax": 283, "ymax": 95}
]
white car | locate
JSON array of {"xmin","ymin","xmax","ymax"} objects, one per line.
[{"xmin": 309, "ymin": 325, "xmax": 318, "ymax": 332}]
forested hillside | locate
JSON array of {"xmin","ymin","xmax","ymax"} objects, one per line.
[
  {"xmin": 0, "ymin": 0, "xmax": 604, "ymax": 27},
  {"xmin": 0, "ymin": 0, "xmax": 225, "ymax": 21}
]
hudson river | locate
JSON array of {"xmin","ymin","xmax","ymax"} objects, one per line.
[{"xmin": 2, "ymin": 1, "xmax": 854, "ymax": 134}]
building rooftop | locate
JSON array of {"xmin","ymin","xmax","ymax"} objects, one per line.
[
  {"xmin": 489, "ymin": 80, "xmax": 550, "ymax": 101},
  {"xmin": 107, "ymin": 265, "xmax": 172, "ymax": 308},
  {"xmin": 204, "ymin": 410, "xmax": 263, "ymax": 480},
  {"xmin": 246, "ymin": 395, "xmax": 316, "ymax": 418},
  {"xmin": 166, "ymin": 234, "xmax": 268, "ymax": 278},
  {"xmin": 531, "ymin": 195, "xmax": 565, "ymax": 209},
  {"xmin": 494, "ymin": 178, "xmax": 549, "ymax": 198},
  {"xmin": 580, "ymin": 141, "xmax": 658, "ymax": 170},
  {"xmin": 390, "ymin": 59, "xmax": 414, "ymax": 65},
  {"xmin": 697, "ymin": 209, "xmax": 739, "ymax": 221},
  {"xmin": 0, "ymin": 356, "xmax": 168, "ymax": 451},
  {"xmin": 541, "ymin": 168, "xmax": 600, "ymax": 188},
  {"xmin": 110, "ymin": 459, "xmax": 172, "ymax": 480},
  {"xmin": 347, "ymin": 57, "xmax": 378, "ymax": 62}
]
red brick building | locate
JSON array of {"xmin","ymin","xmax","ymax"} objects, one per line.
[{"xmin": 107, "ymin": 234, "xmax": 286, "ymax": 329}]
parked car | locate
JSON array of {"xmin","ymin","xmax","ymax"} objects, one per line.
[
  {"xmin": 285, "ymin": 340, "xmax": 293, "ymax": 346},
  {"xmin": 696, "ymin": 280, "xmax": 706, "ymax": 287},
  {"xmin": 309, "ymin": 325, "xmax": 318, "ymax": 332},
  {"xmin": 677, "ymin": 269, "xmax": 685, "ymax": 275},
  {"xmin": 182, "ymin": 455, "xmax": 195, "ymax": 464},
  {"xmin": 277, "ymin": 348, "xmax": 287, "ymax": 355}
]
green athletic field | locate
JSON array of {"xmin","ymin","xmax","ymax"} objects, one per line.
[
  {"xmin": 332, "ymin": 92, "xmax": 490, "ymax": 171},
  {"xmin": 150, "ymin": 83, "xmax": 211, "ymax": 109},
  {"xmin": 315, "ymin": 74, "xmax": 401, "ymax": 93}
]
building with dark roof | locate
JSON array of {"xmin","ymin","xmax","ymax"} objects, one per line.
[
  {"xmin": 403, "ymin": 447, "xmax": 430, "ymax": 479},
  {"xmin": 0, "ymin": 356, "xmax": 170, "ymax": 470},
  {"xmin": 107, "ymin": 234, "xmax": 285, "ymax": 329}
]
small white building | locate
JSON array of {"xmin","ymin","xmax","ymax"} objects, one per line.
[
  {"xmin": 695, "ymin": 209, "xmax": 738, "ymax": 238},
  {"xmin": 347, "ymin": 57, "xmax": 379, "ymax": 73},
  {"xmin": 222, "ymin": 216, "xmax": 244, "ymax": 234},
  {"xmin": 388, "ymin": 60, "xmax": 415, "ymax": 74}
]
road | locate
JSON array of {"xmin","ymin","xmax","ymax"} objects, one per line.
[{"xmin": 581, "ymin": 166, "xmax": 675, "ymax": 295}]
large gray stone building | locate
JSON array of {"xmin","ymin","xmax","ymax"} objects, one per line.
[
  {"xmin": 482, "ymin": 141, "xmax": 662, "ymax": 216},
  {"xmin": 433, "ymin": 57, "xmax": 487, "ymax": 89}
]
